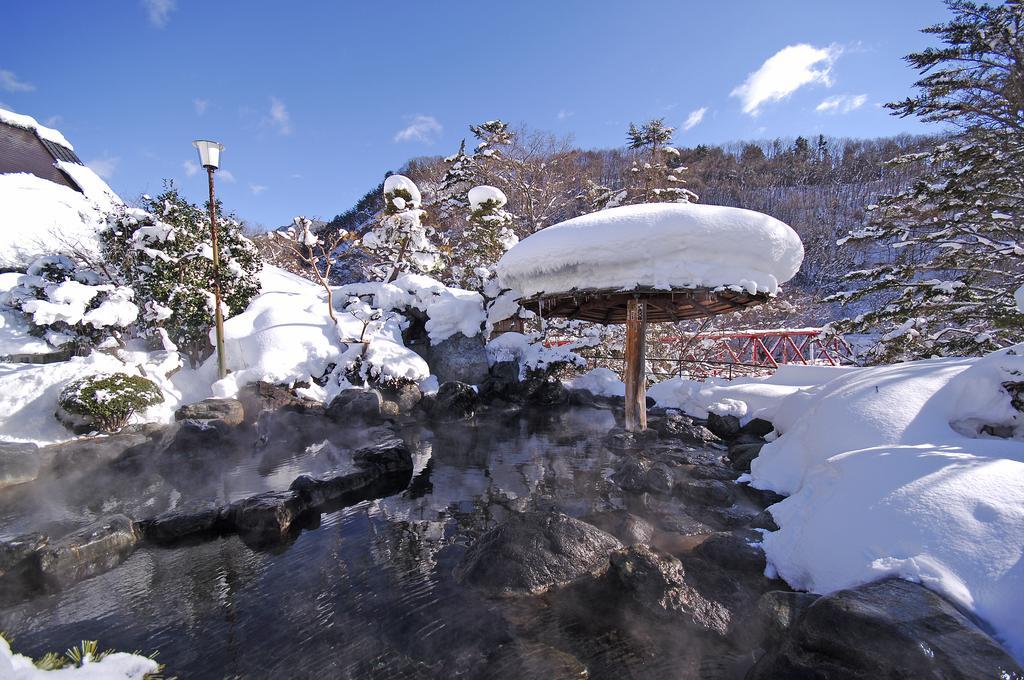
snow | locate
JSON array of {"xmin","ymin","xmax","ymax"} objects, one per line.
[
  {"xmin": 734, "ymin": 347, "xmax": 1024, "ymax": 662},
  {"xmin": 568, "ymin": 367, "xmax": 625, "ymax": 397},
  {"xmin": 383, "ymin": 174, "xmax": 422, "ymax": 207},
  {"xmin": 0, "ymin": 174, "xmax": 108, "ymax": 270},
  {"xmin": 1016, "ymin": 283, "xmax": 1024, "ymax": 313},
  {"xmin": 468, "ymin": 185, "xmax": 507, "ymax": 211},
  {"xmin": 485, "ymin": 332, "xmax": 587, "ymax": 378},
  {"xmin": 54, "ymin": 161, "xmax": 122, "ymax": 213},
  {"xmin": 648, "ymin": 364, "xmax": 853, "ymax": 421},
  {"xmin": 496, "ymin": 202, "xmax": 803, "ymax": 298},
  {"xmin": 0, "ymin": 636, "xmax": 159, "ymax": 679},
  {"xmin": 0, "ymin": 107, "xmax": 73, "ymax": 150}
]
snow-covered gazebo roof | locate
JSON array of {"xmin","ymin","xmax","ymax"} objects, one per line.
[{"xmin": 496, "ymin": 202, "xmax": 803, "ymax": 323}]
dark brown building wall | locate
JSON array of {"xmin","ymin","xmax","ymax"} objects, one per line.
[{"xmin": 0, "ymin": 123, "xmax": 79, "ymax": 190}]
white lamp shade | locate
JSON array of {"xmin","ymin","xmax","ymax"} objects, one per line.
[{"xmin": 193, "ymin": 139, "xmax": 225, "ymax": 169}]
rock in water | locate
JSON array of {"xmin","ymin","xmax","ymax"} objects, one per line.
[
  {"xmin": 34, "ymin": 515, "xmax": 138, "ymax": 588},
  {"xmin": 749, "ymin": 578, "xmax": 1024, "ymax": 679},
  {"xmin": 431, "ymin": 381, "xmax": 478, "ymax": 421},
  {"xmin": 454, "ymin": 511, "xmax": 623, "ymax": 596},
  {"xmin": 424, "ymin": 332, "xmax": 490, "ymax": 385},
  {"xmin": 175, "ymin": 398, "xmax": 245, "ymax": 425},
  {"xmin": 326, "ymin": 389, "xmax": 382, "ymax": 422},
  {"xmin": 0, "ymin": 441, "xmax": 40, "ymax": 489}
]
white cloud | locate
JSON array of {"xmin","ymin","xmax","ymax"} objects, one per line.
[
  {"xmin": 250, "ymin": 184, "xmax": 268, "ymax": 196},
  {"xmin": 217, "ymin": 169, "xmax": 236, "ymax": 183},
  {"xmin": 0, "ymin": 69, "xmax": 35, "ymax": 93},
  {"xmin": 682, "ymin": 107, "xmax": 707, "ymax": 131},
  {"xmin": 557, "ymin": 109, "xmax": 574, "ymax": 120},
  {"xmin": 142, "ymin": 0, "xmax": 175, "ymax": 27},
  {"xmin": 193, "ymin": 98, "xmax": 209, "ymax": 115},
  {"xmin": 393, "ymin": 115, "xmax": 442, "ymax": 144},
  {"xmin": 86, "ymin": 156, "xmax": 120, "ymax": 179},
  {"xmin": 268, "ymin": 97, "xmax": 292, "ymax": 135},
  {"xmin": 183, "ymin": 159, "xmax": 199, "ymax": 177},
  {"xmin": 816, "ymin": 93, "xmax": 868, "ymax": 114},
  {"xmin": 730, "ymin": 44, "xmax": 841, "ymax": 116}
]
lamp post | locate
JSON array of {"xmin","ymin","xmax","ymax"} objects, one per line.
[{"xmin": 192, "ymin": 139, "xmax": 228, "ymax": 380}]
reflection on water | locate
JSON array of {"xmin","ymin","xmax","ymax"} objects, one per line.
[{"xmin": 0, "ymin": 408, "xmax": 729, "ymax": 679}]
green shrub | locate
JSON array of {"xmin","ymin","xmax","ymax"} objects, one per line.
[{"xmin": 58, "ymin": 373, "xmax": 164, "ymax": 432}]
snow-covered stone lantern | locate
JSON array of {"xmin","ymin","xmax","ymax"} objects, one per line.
[{"xmin": 496, "ymin": 203, "xmax": 804, "ymax": 432}]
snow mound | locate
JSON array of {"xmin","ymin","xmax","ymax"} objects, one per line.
[
  {"xmin": 0, "ymin": 174, "xmax": 110, "ymax": 270},
  {"xmin": 496, "ymin": 202, "xmax": 804, "ymax": 297},
  {"xmin": 468, "ymin": 185, "xmax": 507, "ymax": 211},
  {"xmin": 0, "ymin": 636, "xmax": 159, "ymax": 679},
  {"xmin": 747, "ymin": 346, "xmax": 1024, "ymax": 662},
  {"xmin": 383, "ymin": 174, "xmax": 422, "ymax": 207},
  {"xmin": 569, "ymin": 367, "xmax": 625, "ymax": 397},
  {"xmin": 0, "ymin": 107, "xmax": 73, "ymax": 150}
]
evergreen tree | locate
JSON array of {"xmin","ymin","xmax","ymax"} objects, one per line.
[
  {"xmin": 455, "ymin": 185, "xmax": 518, "ymax": 289},
  {"xmin": 102, "ymin": 184, "xmax": 262, "ymax": 366},
  {"xmin": 436, "ymin": 140, "xmax": 478, "ymax": 220},
  {"xmin": 625, "ymin": 118, "xmax": 698, "ymax": 204},
  {"xmin": 361, "ymin": 174, "xmax": 440, "ymax": 282},
  {"xmin": 831, "ymin": 0, "xmax": 1024, "ymax": 362},
  {"xmin": 470, "ymin": 120, "xmax": 513, "ymax": 157}
]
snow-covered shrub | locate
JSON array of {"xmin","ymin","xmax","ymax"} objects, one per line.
[
  {"xmin": 57, "ymin": 372, "xmax": 164, "ymax": 432},
  {"xmin": 362, "ymin": 175, "xmax": 440, "ymax": 282},
  {"xmin": 1, "ymin": 635, "xmax": 163, "ymax": 678},
  {"xmin": 3, "ymin": 255, "xmax": 138, "ymax": 351},
  {"xmin": 101, "ymin": 185, "xmax": 261, "ymax": 366}
]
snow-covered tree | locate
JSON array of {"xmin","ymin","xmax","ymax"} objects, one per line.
[
  {"xmin": 470, "ymin": 120, "xmax": 514, "ymax": 157},
  {"xmin": 361, "ymin": 174, "xmax": 441, "ymax": 283},
  {"xmin": 436, "ymin": 140, "xmax": 478, "ymax": 220},
  {"xmin": 276, "ymin": 216, "xmax": 356, "ymax": 322},
  {"xmin": 831, "ymin": 0, "xmax": 1024, "ymax": 362},
  {"xmin": 454, "ymin": 185, "xmax": 517, "ymax": 287},
  {"xmin": 625, "ymin": 119, "xmax": 698, "ymax": 204},
  {"xmin": 101, "ymin": 185, "xmax": 262, "ymax": 366}
]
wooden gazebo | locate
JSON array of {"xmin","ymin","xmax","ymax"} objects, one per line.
[{"xmin": 521, "ymin": 286, "xmax": 770, "ymax": 432}]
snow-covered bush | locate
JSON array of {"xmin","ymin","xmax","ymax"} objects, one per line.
[
  {"xmin": 3, "ymin": 255, "xmax": 138, "ymax": 350},
  {"xmin": 101, "ymin": 185, "xmax": 261, "ymax": 366},
  {"xmin": 362, "ymin": 175, "xmax": 440, "ymax": 282},
  {"xmin": 57, "ymin": 372, "xmax": 164, "ymax": 432},
  {"xmin": 1, "ymin": 635, "xmax": 162, "ymax": 679},
  {"xmin": 276, "ymin": 216, "xmax": 356, "ymax": 322}
]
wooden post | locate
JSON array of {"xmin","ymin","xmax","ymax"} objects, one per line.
[{"xmin": 624, "ymin": 297, "xmax": 647, "ymax": 432}]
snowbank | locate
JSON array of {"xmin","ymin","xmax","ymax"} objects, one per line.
[
  {"xmin": 568, "ymin": 367, "xmax": 625, "ymax": 397},
  {"xmin": 496, "ymin": 202, "xmax": 803, "ymax": 297},
  {"xmin": 0, "ymin": 174, "xmax": 109, "ymax": 270},
  {"xmin": 745, "ymin": 347, "xmax": 1024, "ymax": 661},
  {"xmin": 0, "ymin": 636, "xmax": 159, "ymax": 679},
  {"xmin": 648, "ymin": 364, "xmax": 852, "ymax": 421}
]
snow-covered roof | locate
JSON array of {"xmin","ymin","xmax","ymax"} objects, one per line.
[
  {"xmin": 0, "ymin": 107, "xmax": 73, "ymax": 150},
  {"xmin": 496, "ymin": 203, "xmax": 804, "ymax": 298}
]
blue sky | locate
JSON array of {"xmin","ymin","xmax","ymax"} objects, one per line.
[{"xmin": 3, "ymin": 1, "xmax": 950, "ymax": 229}]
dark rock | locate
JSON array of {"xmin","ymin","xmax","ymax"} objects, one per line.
[
  {"xmin": 611, "ymin": 457, "xmax": 651, "ymax": 492},
  {"xmin": 289, "ymin": 468, "xmax": 378, "ymax": 507},
  {"xmin": 0, "ymin": 532, "xmax": 48, "ymax": 578},
  {"xmin": 749, "ymin": 590, "xmax": 820, "ymax": 648},
  {"xmin": 608, "ymin": 545, "xmax": 731, "ymax": 635},
  {"xmin": 326, "ymin": 389, "xmax": 382, "ymax": 422},
  {"xmin": 750, "ymin": 509, "xmax": 779, "ymax": 532},
  {"xmin": 238, "ymin": 381, "xmax": 322, "ymax": 421},
  {"xmin": 686, "ymin": 463, "xmax": 741, "ymax": 482},
  {"xmin": 645, "ymin": 461, "xmax": 675, "ymax": 495},
  {"xmin": 390, "ymin": 382, "xmax": 422, "ymax": 413},
  {"xmin": 656, "ymin": 414, "xmax": 718, "ymax": 446},
  {"xmin": 676, "ymin": 478, "xmax": 737, "ymax": 507},
  {"xmin": 226, "ymin": 490, "xmax": 308, "ymax": 538},
  {"xmin": 490, "ymin": 360, "xmax": 520, "ymax": 384},
  {"xmin": 738, "ymin": 483, "xmax": 786, "ymax": 509},
  {"xmin": 432, "ymin": 381, "xmax": 478, "ymax": 421},
  {"xmin": 706, "ymin": 413, "xmax": 741, "ymax": 440},
  {"xmin": 692, "ymin": 533, "xmax": 765, "ymax": 574},
  {"xmin": 749, "ymin": 578, "xmax": 1023, "ymax": 679},
  {"xmin": 605, "ymin": 426, "xmax": 659, "ymax": 451},
  {"xmin": 163, "ymin": 418, "xmax": 235, "ymax": 453},
  {"xmin": 45, "ymin": 432, "xmax": 153, "ymax": 475},
  {"xmin": 34, "ymin": 515, "xmax": 137, "ymax": 588},
  {"xmin": 567, "ymin": 387, "xmax": 596, "ymax": 407},
  {"xmin": 530, "ymin": 380, "xmax": 568, "ymax": 406},
  {"xmin": 175, "ymin": 398, "xmax": 244, "ymax": 425},
  {"xmin": 583, "ymin": 510, "xmax": 656, "ymax": 546},
  {"xmin": 379, "ymin": 400, "xmax": 401, "ymax": 419},
  {"xmin": 424, "ymin": 332, "xmax": 490, "ymax": 385},
  {"xmin": 352, "ymin": 436, "xmax": 413, "ymax": 472},
  {"xmin": 739, "ymin": 417, "xmax": 775, "ymax": 438},
  {"xmin": 454, "ymin": 511, "xmax": 623, "ymax": 596},
  {"xmin": 728, "ymin": 442, "xmax": 764, "ymax": 472},
  {"xmin": 0, "ymin": 441, "xmax": 40, "ymax": 488},
  {"xmin": 136, "ymin": 502, "xmax": 224, "ymax": 543}
]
